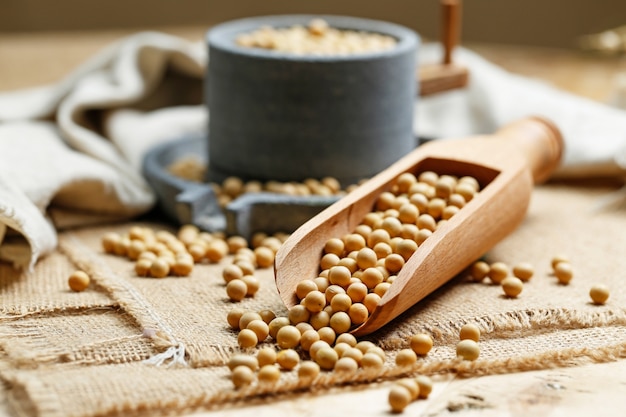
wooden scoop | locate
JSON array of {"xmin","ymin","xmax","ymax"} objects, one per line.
[{"xmin": 274, "ymin": 117, "xmax": 563, "ymax": 336}]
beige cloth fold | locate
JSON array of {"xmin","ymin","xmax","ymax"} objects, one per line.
[
  {"xmin": 0, "ymin": 32, "xmax": 206, "ymax": 268},
  {"xmin": 2, "ymin": 30, "xmax": 626, "ymax": 269}
]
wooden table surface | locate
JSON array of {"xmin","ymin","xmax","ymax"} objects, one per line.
[{"xmin": 1, "ymin": 26, "xmax": 626, "ymax": 417}]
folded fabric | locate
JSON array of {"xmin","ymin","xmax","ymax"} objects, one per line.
[{"xmin": 1, "ymin": 30, "xmax": 626, "ymax": 269}]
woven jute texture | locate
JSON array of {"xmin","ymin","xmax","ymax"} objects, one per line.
[{"xmin": 1, "ymin": 182, "xmax": 626, "ymax": 417}]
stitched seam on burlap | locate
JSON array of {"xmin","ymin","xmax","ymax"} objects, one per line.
[{"xmin": 58, "ymin": 232, "xmax": 186, "ymax": 366}]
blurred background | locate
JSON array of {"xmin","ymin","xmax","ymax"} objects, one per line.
[{"xmin": 1, "ymin": 0, "xmax": 624, "ymax": 49}]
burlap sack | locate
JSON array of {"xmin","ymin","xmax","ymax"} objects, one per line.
[{"xmin": 1, "ymin": 181, "xmax": 626, "ymax": 417}]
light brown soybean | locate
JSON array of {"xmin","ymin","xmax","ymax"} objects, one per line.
[
  {"xmin": 388, "ymin": 385, "xmax": 412, "ymax": 413},
  {"xmin": 177, "ymin": 225, "xmax": 200, "ymax": 245},
  {"xmin": 226, "ymin": 308, "xmax": 245, "ymax": 329},
  {"xmin": 356, "ymin": 247, "xmax": 378, "ymax": 270},
  {"xmin": 590, "ymin": 284, "xmax": 610, "ymax": 305},
  {"xmin": 288, "ymin": 305, "xmax": 311, "ymax": 324},
  {"xmin": 234, "ymin": 260, "xmax": 256, "ymax": 276},
  {"xmin": 395, "ymin": 239, "xmax": 417, "ymax": 261},
  {"xmin": 348, "ymin": 303, "xmax": 369, "ymax": 325},
  {"xmin": 226, "ymin": 279, "xmax": 248, "ymax": 301},
  {"xmin": 231, "ymin": 365, "xmax": 255, "ymax": 389},
  {"xmin": 241, "ymin": 275, "xmax": 260, "ymax": 297},
  {"xmin": 409, "ymin": 333, "xmax": 433, "ymax": 356},
  {"xmin": 488, "ymin": 262, "xmax": 509, "ymax": 284},
  {"xmin": 360, "ymin": 267, "xmax": 384, "ymax": 290},
  {"xmin": 470, "ymin": 261, "xmax": 490, "ymax": 282},
  {"xmin": 395, "ymin": 348, "xmax": 418, "ymax": 368},
  {"xmin": 309, "ymin": 311, "xmax": 331, "ymax": 330},
  {"xmin": 300, "ymin": 329, "xmax": 321, "ymax": 351},
  {"xmin": 317, "ymin": 326, "xmax": 336, "ymax": 345},
  {"xmin": 276, "ymin": 349, "xmax": 300, "ymax": 370},
  {"xmin": 551, "ymin": 254, "xmax": 570, "ymax": 269},
  {"xmin": 325, "ymin": 284, "xmax": 346, "ymax": 303},
  {"xmin": 247, "ymin": 320, "xmax": 270, "ymax": 341},
  {"xmin": 171, "ymin": 257, "xmax": 194, "ymax": 276},
  {"xmin": 374, "ymin": 282, "xmax": 391, "ymax": 298},
  {"xmin": 254, "ymin": 246, "xmax": 275, "ymax": 268},
  {"xmin": 228, "ymin": 354, "xmax": 259, "ymax": 371},
  {"xmin": 258, "ymin": 309, "xmax": 276, "ymax": 324},
  {"xmin": 415, "ymin": 375, "xmax": 433, "ymax": 399},
  {"xmin": 315, "ymin": 346, "xmax": 339, "ymax": 370},
  {"xmin": 442, "ymin": 205, "xmax": 460, "ymax": 220},
  {"xmin": 502, "ymin": 277, "xmax": 523, "ymax": 298},
  {"xmin": 268, "ymin": 316, "xmax": 290, "ymax": 339},
  {"xmin": 415, "ymin": 229, "xmax": 432, "ymax": 245},
  {"xmin": 554, "ymin": 262, "xmax": 574, "ymax": 284},
  {"xmin": 330, "ymin": 311, "xmax": 352, "ymax": 334},
  {"xmin": 261, "ymin": 236, "xmax": 283, "ymax": 253},
  {"xmin": 239, "ymin": 311, "xmax": 263, "ymax": 330},
  {"xmin": 398, "ymin": 203, "xmax": 419, "ymax": 225},
  {"xmin": 373, "ymin": 242, "xmax": 393, "ymax": 259},
  {"xmin": 330, "ymin": 293, "xmax": 352, "ymax": 312},
  {"xmin": 328, "ymin": 265, "xmax": 352, "ymax": 287},
  {"xmin": 360, "ymin": 352, "xmax": 384, "ymax": 372},
  {"xmin": 355, "ymin": 340, "xmax": 377, "ymax": 354},
  {"xmin": 456, "ymin": 339, "xmax": 480, "ymax": 361},
  {"xmin": 237, "ymin": 328, "xmax": 258, "ymax": 349},
  {"xmin": 513, "ymin": 262, "xmax": 534, "ymax": 281},
  {"xmin": 296, "ymin": 322, "xmax": 315, "ymax": 335},
  {"xmin": 324, "ymin": 238, "xmax": 345, "ymax": 256},
  {"xmin": 333, "ymin": 333, "xmax": 356, "ymax": 347},
  {"xmin": 298, "ymin": 360, "xmax": 320, "ymax": 382},
  {"xmin": 222, "ymin": 264, "xmax": 244, "ymax": 283},
  {"xmin": 127, "ymin": 240, "xmax": 147, "ymax": 260},
  {"xmin": 206, "ymin": 239, "xmax": 229, "ymax": 263},
  {"xmin": 257, "ymin": 365, "xmax": 281, "ymax": 385},
  {"xmin": 363, "ymin": 293, "xmax": 381, "ymax": 313},
  {"xmin": 68, "ymin": 271, "xmax": 90, "ymax": 292},
  {"xmin": 384, "ymin": 253, "xmax": 405, "ymax": 273},
  {"xmin": 409, "ymin": 191, "xmax": 429, "ymax": 212},
  {"xmin": 368, "ymin": 346, "xmax": 387, "ymax": 362},
  {"xmin": 226, "ymin": 235, "xmax": 248, "ymax": 254},
  {"xmin": 296, "ymin": 279, "xmax": 318, "ymax": 300},
  {"xmin": 344, "ymin": 233, "xmax": 367, "ymax": 252},
  {"xmin": 309, "ymin": 340, "xmax": 331, "ymax": 361},
  {"xmin": 381, "ymin": 217, "xmax": 403, "ymax": 238},
  {"xmin": 338, "ymin": 257, "xmax": 358, "ymax": 274},
  {"xmin": 334, "ymin": 357, "xmax": 358, "ymax": 375},
  {"xmin": 459, "ymin": 324, "xmax": 481, "ymax": 342},
  {"xmin": 150, "ymin": 258, "xmax": 170, "ymax": 278},
  {"xmin": 418, "ymin": 171, "xmax": 438, "ymax": 186},
  {"xmin": 303, "ymin": 290, "xmax": 327, "ymax": 313},
  {"xmin": 320, "ymin": 253, "xmax": 341, "ymax": 270},
  {"xmin": 313, "ymin": 276, "xmax": 330, "ymax": 293},
  {"xmin": 427, "ymin": 198, "xmax": 446, "ymax": 219},
  {"xmin": 396, "ymin": 378, "xmax": 420, "ymax": 401},
  {"xmin": 347, "ymin": 282, "xmax": 368, "ymax": 303},
  {"xmin": 102, "ymin": 232, "xmax": 120, "ymax": 254},
  {"xmin": 367, "ymin": 228, "xmax": 391, "ymax": 248},
  {"xmin": 257, "ymin": 347, "xmax": 277, "ymax": 367},
  {"xmin": 276, "ymin": 325, "xmax": 301, "ymax": 349}
]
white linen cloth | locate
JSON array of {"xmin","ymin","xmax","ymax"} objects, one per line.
[{"xmin": 1, "ymin": 31, "xmax": 625, "ymax": 269}]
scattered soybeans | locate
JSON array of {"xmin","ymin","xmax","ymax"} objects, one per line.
[
  {"xmin": 512, "ymin": 262, "xmax": 534, "ymax": 282},
  {"xmin": 409, "ymin": 333, "xmax": 433, "ymax": 356},
  {"xmin": 501, "ymin": 277, "xmax": 524, "ymax": 298},
  {"xmin": 589, "ymin": 284, "xmax": 610, "ymax": 305},
  {"xmin": 456, "ymin": 339, "xmax": 480, "ymax": 361},
  {"xmin": 231, "ymin": 365, "xmax": 255, "ymax": 388},
  {"xmin": 388, "ymin": 385, "xmax": 412, "ymax": 413},
  {"xmin": 388, "ymin": 376, "xmax": 433, "ymax": 414},
  {"xmin": 68, "ymin": 270, "xmax": 90, "ymax": 292},
  {"xmin": 488, "ymin": 262, "xmax": 509, "ymax": 284},
  {"xmin": 554, "ymin": 261, "xmax": 574, "ymax": 285},
  {"xmin": 459, "ymin": 324, "xmax": 481, "ymax": 342}
]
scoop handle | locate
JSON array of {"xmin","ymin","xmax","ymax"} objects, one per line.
[{"xmin": 495, "ymin": 117, "xmax": 564, "ymax": 184}]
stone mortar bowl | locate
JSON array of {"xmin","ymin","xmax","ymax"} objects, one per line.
[{"xmin": 206, "ymin": 15, "xmax": 419, "ymax": 186}]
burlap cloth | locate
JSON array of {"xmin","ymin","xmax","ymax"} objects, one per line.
[{"xmin": 1, "ymin": 180, "xmax": 625, "ymax": 417}]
